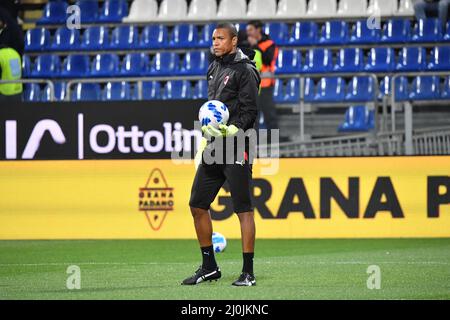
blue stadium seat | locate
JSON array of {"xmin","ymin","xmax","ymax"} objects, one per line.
[
  {"xmin": 395, "ymin": 76, "xmax": 410, "ymax": 102},
  {"xmin": 334, "ymin": 48, "xmax": 364, "ymax": 72},
  {"xmin": 102, "ymin": 82, "xmax": 132, "ymax": 101},
  {"xmin": 378, "ymin": 76, "xmax": 410, "ymax": 101},
  {"xmin": 285, "ymin": 78, "xmax": 300, "ymax": 103},
  {"xmin": 265, "ymin": 22, "xmax": 289, "ymax": 46},
  {"xmin": 198, "ymin": 24, "xmax": 216, "ymax": 48},
  {"xmin": 349, "ymin": 20, "xmax": 381, "ymax": 44},
  {"xmin": 61, "ymin": 54, "xmax": 91, "ymax": 78},
  {"xmin": 346, "ymin": 76, "xmax": 375, "ymax": 102},
  {"xmin": 412, "ymin": 19, "xmax": 443, "ymax": 43},
  {"xmin": 273, "ymin": 79, "xmax": 284, "ymax": 103},
  {"xmin": 319, "ymin": 21, "xmax": 348, "ymax": 45},
  {"xmin": 81, "ymin": 26, "xmax": 110, "ymax": 50},
  {"xmin": 120, "ymin": 53, "xmax": 150, "ymax": 77},
  {"xmin": 75, "ymin": 0, "xmax": 99, "ymax": 24},
  {"xmin": 162, "ymin": 80, "xmax": 192, "ymax": 100},
  {"xmin": 37, "ymin": 1, "xmax": 68, "ymax": 25},
  {"xmin": 42, "ymin": 82, "xmax": 67, "ymax": 102},
  {"xmin": 30, "ymin": 54, "xmax": 61, "ymax": 78},
  {"xmin": 169, "ymin": 24, "xmax": 199, "ymax": 48},
  {"xmin": 274, "ymin": 79, "xmax": 301, "ymax": 103},
  {"xmin": 23, "ymin": 84, "xmax": 41, "ymax": 102},
  {"xmin": 235, "ymin": 23, "xmax": 247, "ymax": 33},
  {"xmin": 99, "ymin": 0, "xmax": 129, "ymax": 23},
  {"xmin": 275, "ymin": 49, "xmax": 302, "ymax": 74},
  {"xmin": 314, "ymin": 77, "xmax": 346, "ymax": 102},
  {"xmin": 140, "ymin": 81, "xmax": 161, "ymax": 100},
  {"xmin": 51, "ymin": 27, "xmax": 80, "ymax": 51},
  {"xmin": 193, "ymin": 80, "xmax": 208, "ymax": 99},
  {"xmin": 180, "ymin": 51, "xmax": 208, "ymax": 75},
  {"xmin": 379, "ymin": 76, "xmax": 390, "ymax": 100},
  {"xmin": 140, "ymin": 25, "xmax": 169, "ymax": 49},
  {"xmin": 444, "ymin": 22, "xmax": 450, "ymax": 42},
  {"xmin": 396, "ymin": 47, "xmax": 426, "ymax": 71},
  {"xmin": 381, "ymin": 19, "xmax": 411, "ymax": 43},
  {"xmin": 25, "ymin": 28, "xmax": 51, "ymax": 52},
  {"xmin": 91, "ymin": 54, "xmax": 120, "ymax": 77},
  {"xmin": 110, "ymin": 26, "xmax": 139, "ymax": 50},
  {"xmin": 303, "ymin": 49, "xmax": 333, "ymax": 73},
  {"xmin": 149, "ymin": 52, "xmax": 180, "ymax": 76},
  {"xmin": 71, "ymin": 83, "xmax": 101, "ymax": 101},
  {"xmin": 22, "ymin": 56, "xmax": 31, "ymax": 78},
  {"xmin": 304, "ymin": 78, "xmax": 315, "ymax": 103},
  {"xmin": 428, "ymin": 46, "xmax": 450, "ymax": 70},
  {"xmin": 365, "ymin": 48, "xmax": 395, "ymax": 72},
  {"xmin": 441, "ymin": 76, "xmax": 450, "ymax": 99},
  {"xmin": 338, "ymin": 106, "xmax": 374, "ymax": 132},
  {"xmin": 288, "ymin": 22, "xmax": 318, "ymax": 46},
  {"xmin": 409, "ymin": 76, "xmax": 440, "ymax": 100}
]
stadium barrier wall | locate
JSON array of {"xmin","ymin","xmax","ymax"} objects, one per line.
[
  {"xmin": 0, "ymin": 102, "xmax": 201, "ymax": 160},
  {"xmin": 0, "ymin": 157, "xmax": 449, "ymax": 239}
]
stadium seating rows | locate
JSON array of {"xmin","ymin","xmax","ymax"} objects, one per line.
[
  {"xmin": 274, "ymin": 76, "xmax": 450, "ymax": 103},
  {"xmin": 276, "ymin": 47, "xmax": 450, "ymax": 74},
  {"xmin": 22, "ymin": 75, "xmax": 450, "ymax": 103},
  {"xmin": 23, "ymin": 51, "xmax": 209, "ymax": 78},
  {"xmin": 22, "ymin": 46, "xmax": 450, "ymax": 79},
  {"xmin": 26, "ymin": 20, "xmax": 450, "ymax": 52},
  {"xmin": 23, "ymin": 79, "xmax": 208, "ymax": 102},
  {"xmin": 37, "ymin": 0, "xmax": 415, "ymax": 24},
  {"xmin": 26, "ymin": 24, "xmax": 215, "ymax": 51}
]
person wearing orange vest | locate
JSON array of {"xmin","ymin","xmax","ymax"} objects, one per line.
[{"xmin": 246, "ymin": 20, "xmax": 279, "ymax": 130}]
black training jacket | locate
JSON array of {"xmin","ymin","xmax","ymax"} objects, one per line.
[{"xmin": 207, "ymin": 48, "xmax": 261, "ymax": 131}]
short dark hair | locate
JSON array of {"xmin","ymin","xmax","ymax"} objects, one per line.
[
  {"xmin": 248, "ymin": 20, "xmax": 263, "ymax": 30},
  {"xmin": 215, "ymin": 22, "xmax": 238, "ymax": 39}
]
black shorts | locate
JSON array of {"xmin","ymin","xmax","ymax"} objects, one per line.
[{"xmin": 189, "ymin": 163, "xmax": 253, "ymax": 214}]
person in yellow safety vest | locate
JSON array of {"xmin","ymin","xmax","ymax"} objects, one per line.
[
  {"xmin": 237, "ymin": 29, "xmax": 263, "ymax": 74},
  {"xmin": 0, "ymin": 45, "xmax": 22, "ymax": 102},
  {"xmin": 246, "ymin": 20, "xmax": 279, "ymax": 130}
]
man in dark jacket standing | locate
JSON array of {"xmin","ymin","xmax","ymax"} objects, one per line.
[
  {"xmin": 0, "ymin": 6, "xmax": 24, "ymax": 57},
  {"xmin": 246, "ymin": 20, "xmax": 279, "ymax": 130},
  {"xmin": 182, "ymin": 23, "xmax": 261, "ymax": 287}
]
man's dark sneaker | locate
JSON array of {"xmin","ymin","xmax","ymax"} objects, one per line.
[
  {"xmin": 181, "ymin": 266, "xmax": 221, "ymax": 285},
  {"xmin": 232, "ymin": 272, "xmax": 256, "ymax": 286}
]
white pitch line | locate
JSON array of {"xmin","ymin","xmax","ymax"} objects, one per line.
[{"xmin": 0, "ymin": 261, "xmax": 448, "ymax": 267}]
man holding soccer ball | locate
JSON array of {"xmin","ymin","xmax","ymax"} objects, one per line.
[{"xmin": 182, "ymin": 23, "xmax": 261, "ymax": 286}]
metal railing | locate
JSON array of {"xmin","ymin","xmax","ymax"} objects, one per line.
[
  {"xmin": 260, "ymin": 126, "xmax": 450, "ymax": 157},
  {"xmin": 412, "ymin": 126, "xmax": 450, "ymax": 155},
  {"xmin": 64, "ymin": 72, "xmax": 380, "ymax": 145},
  {"xmin": 0, "ymin": 79, "xmax": 55, "ymax": 101},
  {"xmin": 65, "ymin": 75, "xmax": 205, "ymax": 101},
  {"xmin": 390, "ymin": 71, "xmax": 450, "ymax": 155}
]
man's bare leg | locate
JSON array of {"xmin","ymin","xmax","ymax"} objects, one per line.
[
  {"xmin": 190, "ymin": 206, "xmax": 213, "ymax": 247},
  {"xmin": 237, "ymin": 211, "xmax": 256, "ymax": 253},
  {"xmin": 233, "ymin": 211, "xmax": 257, "ymax": 286}
]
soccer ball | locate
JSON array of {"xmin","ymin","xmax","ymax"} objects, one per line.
[
  {"xmin": 199, "ymin": 100, "xmax": 229, "ymax": 129},
  {"xmin": 212, "ymin": 232, "xmax": 227, "ymax": 253}
]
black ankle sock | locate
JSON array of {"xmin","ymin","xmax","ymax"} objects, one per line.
[
  {"xmin": 242, "ymin": 252, "xmax": 254, "ymax": 275},
  {"xmin": 201, "ymin": 245, "xmax": 217, "ymax": 270}
]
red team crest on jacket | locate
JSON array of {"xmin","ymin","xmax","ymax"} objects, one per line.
[{"xmin": 138, "ymin": 169, "xmax": 174, "ymax": 231}]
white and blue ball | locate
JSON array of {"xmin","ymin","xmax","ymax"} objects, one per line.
[
  {"xmin": 212, "ymin": 232, "xmax": 227, "ymax": 253},
  {"xmin": 199, "ymin": 100, "xmax": 229, "ymax": 129}
]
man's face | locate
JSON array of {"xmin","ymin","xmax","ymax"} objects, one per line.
[
  {"xmin": 212, "ymin": 28, "xmax": 236, "ymax": 57},
  {"xmin": 246, "ymin": 25, "xmax": 260, "ymax": 41}
]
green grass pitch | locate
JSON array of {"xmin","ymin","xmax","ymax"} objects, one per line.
[{"xmin": 0, "ymin": 239, "xmax": 449, "ymax": 300}]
